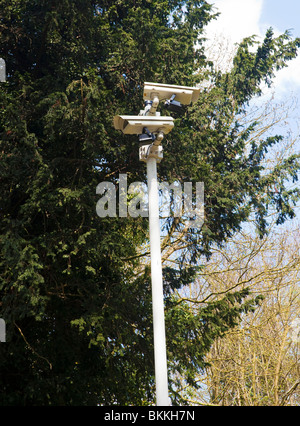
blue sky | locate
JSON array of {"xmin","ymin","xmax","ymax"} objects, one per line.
[
  {"xmin": 260, "ymin": 0, "xmax": 300, "ymax": 95},
  {"xmin": 205, "ymin": 0, "xmax": 300, "ymax": 96},
  {"xmin": 204, "ymin": 0, "xmax": 300, "ymax": 222},
  {"xmin": 261, "ymin": 0, "xmax": 300, "ymax": 35}
]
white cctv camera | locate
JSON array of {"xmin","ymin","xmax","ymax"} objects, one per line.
[
  {"xmin": 113, "ymin": 115, "xmax": 174, "ymax": 136},
  {"xmin": 143, "ymin": 82, "xmax": 200, "ymax": 106}
]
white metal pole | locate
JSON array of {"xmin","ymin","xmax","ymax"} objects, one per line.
[{"xmin": 146, "ymin": 156, "xmax": 169, "ymax": 406}]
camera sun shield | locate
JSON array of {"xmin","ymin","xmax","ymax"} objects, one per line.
[
  {"xmin": 143, "ymin": 82, "xmax": 200, "ymax": 105},
  {"xmin": 113, "ymin": 115, "xmax": 174, "ymax": 135}
]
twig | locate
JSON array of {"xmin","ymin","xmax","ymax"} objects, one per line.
[{"xmin": 15, "ymin": 322, "xmax": 53, "ymax": 370}]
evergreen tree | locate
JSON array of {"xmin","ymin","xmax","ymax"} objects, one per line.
[{"xmin": 0, "ymin": 0, "xmax": 299, "ymax": 405}]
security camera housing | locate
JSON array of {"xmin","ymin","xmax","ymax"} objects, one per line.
[
  {"xmin": 139, "ymin": 127, "xmax": 156, "ymax": 143},
  {"xmin": 113, "ymin": 115, "xmax": 174, "ymax": 135},
  {"xmin": 143, "ymin": 82, "xmax": 200, "ymax": 105},
  {"xmin": 164, "ymin": 94, "xmax": 185, "ymax": 114}
]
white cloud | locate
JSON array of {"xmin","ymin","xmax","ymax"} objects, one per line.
[
  {"xmin": 203, "ymin": 0, "xmax": 264, "ymax": 73},
  {"xmin": 268, "ymin": 38, "xmax": 300, "ymax": 96},
  {"xmin": 204, "ymin": 0, "xmax": 300, "ymax": 96},
  {"xmin": 206, "ymin": 0, "xmax": 264, "ymax": 44}
]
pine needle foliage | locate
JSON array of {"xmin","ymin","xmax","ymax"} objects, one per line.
[{"xmin": 0, "ymin": 0, "xmax": 299, "ymax": 405}]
